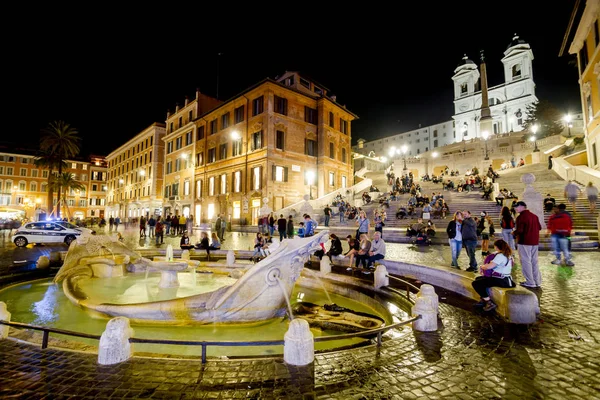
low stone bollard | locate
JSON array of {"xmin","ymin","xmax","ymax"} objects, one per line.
[
  {"xmin": 98, "ymin": 317, "xmax": 134, "ymax": 365},
  {"xmin": 417, "ymin": 284, "xmax": 439, "ymax": 312},
  {"xmin": 284, "ymin": 318, "xmax": 314, "ymax": 366},
  {"xmin": 181, "ymin": 250, "xmax": 190, "ymax": 261},
  {"xmin": 320, "ymin": 256, "xmax": 331, "ymax": 274},
  {"xmin": 374, "ymin": 264, "xmax": 389, "ymax": 289},
  {"xmin": 36, "ymin": 256, "xmax": 50, "ymax": 269},
  {"xmin": 0, "ymin": 302, "xmax": 10, "ymax": 339},
  {"xmin": 411, "ymin": 296, "xmax": 438, "ymax": 332},
  {"xmin": 227, "ymin": 250, "xmax": 235, "ymax": 266}
]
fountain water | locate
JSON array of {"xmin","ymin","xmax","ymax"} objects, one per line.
[
  {"xmin": 166, "ymin": 245, "xmax": 174, "ymax": 262},
  {"xmin": 303, "ymin": 268, "xmax": 333, "ymax": 305},
  {"xmin": 276, "ymin": 277, "xmax": 294, "ymax": 320}
]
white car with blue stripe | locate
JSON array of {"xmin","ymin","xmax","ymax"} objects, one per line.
[{"xmin": 12, "ymin": 221, "xmax": 84, "ymax": 247}]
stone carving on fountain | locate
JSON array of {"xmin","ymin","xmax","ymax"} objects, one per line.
[{"xmin": 58, "ymin": 230, "xmax": 329, "ymax": 324}]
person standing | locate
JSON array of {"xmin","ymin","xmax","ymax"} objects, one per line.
[
  {"xmin": 446, "ymin": 211, "xmax": 463, "ymax": 269},
  {"xmin": 215, "ymin": 214, "xmax": 223, "ymax": 241},
  {"xmin": 277, "ymin": 214, "xmax": 287, "ymax": 242},
  {"xmin": 114, "ymin": 216, "xmax": 120, "ymax": 231},
  {"xmin": 154, "ymin": 216, "xmax": 164, "ymax": 245},
  {"xmin": 323, "ymin": 204, "xmax": 332, "ymax": 227},
  {"xmin": 564, "ymin": 180, "xmax": 582, "ymax": 214},
  {"xmin": 513, "ymin": 201, "xmax": 542, "ymax": 288},
  {"xmin": 499, "ymin": 206, "xmax": 516, "ymax": 251},
  {"xmin": 286, "ymin": 215, "xmax": 295, "ymax": 239},
  {"xmin": 220, "ymin": 214, "xmax": 227, "ymax": 242},
  {"xmin": 355, "ymin": 210, "xmax": 370, "ymax": 240},
  {"xmin": 179, "ymin": 215, "xmax": 187, "ymax": 235},
  {"xmin": 461, "ymin": 210, "xmax": 479, "ymax": 272},
  {"xmin": 268, "ymin": 212, "xmax": 276, "ymax": 237},
  {"xmin": 373, "ymin": 210, "xmax": 384, "ymax": 238},
  {"xmin": 548, "ymin": 154, "xmax": 553, "ymax": 170},
  {"xmin": 109, "ymin": 216, "xmax": 114, "ymax": 232},
  {"xmin": 585, "ymin": 182, "xmax": 598, "ymax": 213},
  {"xmin": 338, "ymin": 202, "xmax": 346, "ymax": 224},
  {"xmin": 139, "ymin": 215, "xmax": 146, "ymax": 238},
  {"xmin": 547, "ymin": 204, "xmax": 574, "ymax": 266},
  {"xmin": 147, "ymin": 215, "xmax": 156, "ymax": 238}
]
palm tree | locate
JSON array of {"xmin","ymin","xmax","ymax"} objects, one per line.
[
  {"xmin": 50, "ymin": 172, "xmax": 85, "ymax": 220},
  {"xmin": 34, "ymin": 149, "xmax": 64, "ymax": 217},
  {"xmin": 40, "ymin": 121, "xmax": 81, "ymax": 218}
]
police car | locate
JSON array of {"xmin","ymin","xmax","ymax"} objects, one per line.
[{"xmin": 12, "ymin": 221, "xmax": 84, "ymax": 247}]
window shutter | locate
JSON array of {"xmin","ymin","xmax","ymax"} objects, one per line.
[
  {"xmin": 232, "ymin": 172, "xmax": 236, "ymax": 191},
  {"xmin": 259, "ymin": 166, "xmax": 262, "ymax": 189},
  {"xmin": 272, "ymin": 164, "xmax": 277, "ymax": 181},
  {"xmin": 259, "ymin": 130, "xmax": 263, "ymax": 148},
  {"xmin": 284, "ymin": 167, "xmax": 288, "ymax": 182},
  {"xmin": 305, "ymin": 139, "xmax": 308, "ymax": 155}
]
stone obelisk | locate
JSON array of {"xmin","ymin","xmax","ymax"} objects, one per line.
[{"xmin": 479, "ymin": 50, "xmax": 493, "ymax": 137}]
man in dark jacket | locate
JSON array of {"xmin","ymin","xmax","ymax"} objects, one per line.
[
  {"xmin": 461, "ymin": 210, "xmax": 479, "ymax": 272},
  {"xmin": 277, "ymin": 214, "xmax": 287, "ymax": 242},
  {"xmin": 286, "ymin": 215, "xmax": 295, "ymax": 239},
  {"xmin": 514, "ymin": 201, "xmax": 542, "ymax": 288}
]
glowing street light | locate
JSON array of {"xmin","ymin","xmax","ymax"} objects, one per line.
[
  {"xmin": 432, "ymin": 151, "xmax": 439, "ymax": 158},
  {"xmin": 306, "ymin": 170, "xmax": 315, "ymax": 199},
  {"xmin": 482, "ymin": 130, "xmax": 490, "ymax": 160},
  {"xmin": 401, "ymin": 145, "xmax": 408, "ymax": 171},
  {"xmin": 139, "ymin": 169, "xmax": 145, "ymax": 177},
  {"xmin": 530, "ymin": 124, "xmax": 539, "ymax": 152},
  {"xmin": 563, "ymin": 114, "xmax": 572, "ymax": 137},
  {"xmin": 231, "ymin": 131, "xmax": 240, "ymax": 140}
]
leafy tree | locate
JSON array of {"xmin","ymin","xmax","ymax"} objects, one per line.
[
  {"xmin": 521, "ymin": 100, "xmax": 564, "ymax": 138},
  {"xmin": 39, "ymin": 121, "xmax": 81, "ymax": 218},
  {"xmin": 50, "ymin": 172, "xmax": 85, "ymax": 220}
]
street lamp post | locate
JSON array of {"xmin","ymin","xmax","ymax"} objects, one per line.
[
  {"xmin": 482, "ymin": 130, "xmax": 490, "ymax": 160},
  {"xmin": 563, "ymin": 114, "xmax": 572, "ymax": 137},
  {"xmin": 531, "ymin": 124, "xmax": 539, "ymax": 152},
  {"xmin": 306, "ymin": 170, "xmax": 314, "ymax": 200},
  {"xmin": 400, "ymin": 145, "xmax": 408, "ymax": 171}
]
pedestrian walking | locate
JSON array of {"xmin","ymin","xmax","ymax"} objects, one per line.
[
  {"xmin": 585, "ymin": 182, "xmax": 598, "ymax": 213},
  {"xmin": 139, "ymin": 215, "xmax": 146, "ymax": 238},
  {"xmin": 215, "ymin": 214, "xmax": 223, "ymax": 241},
  {"xmin": 547, "ymin": 204, "xmax": 574, "ymax": 266},
  {"xmin": 513, "ymin": 201, "xmax": 542, "ymax": 288},
  {"xmin": 564, "ymin": 180, "xmax": 582, "ymax": 214},
  {"xmin": 147, "ymin": 215, "xmax": 156, "ymax": 238},
  {"xmin": 277, "ymin": 214, "xmax": 287, "ymax": 241},
  {"xmin": 220, "ymin": 214, "xmax": 227, "ymax": 242},
  {"xmin": 548, "ymin": 154, "xmax": 553, "ymax": 170},
  {"xmin": 109, "ymin": 216, "xmax": 114, "ymax": 232},
  {"xmin": 286, "ymin": 215, "xmax": 295, "ymax": 239}
]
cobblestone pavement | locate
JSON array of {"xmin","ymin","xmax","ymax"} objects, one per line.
[{"xmin": 0, "ymin": 228, "xmax": 599, "ymax": 399}]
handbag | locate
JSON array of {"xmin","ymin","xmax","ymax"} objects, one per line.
[{"xmin": 481, "ymin": 253, "xmax": 508, "ymax": 278}]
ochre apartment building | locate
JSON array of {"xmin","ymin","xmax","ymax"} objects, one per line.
[
  {"xmin": 0, "ymin": 147, "xmax": 107, "ymax": 222},
  {"xmin": 162, "ymin": 71, "xmax": 357, "ymax": 226},
  {"xmin": 563, "ymin": 0, "xmax": 600, "ymax": 168}
]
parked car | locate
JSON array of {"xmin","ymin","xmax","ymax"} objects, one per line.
[
  {"xmin": 12, "ymin": 221, "xmax": 84, "ymax": 247},
  {"xmin": 55, "ymin": 221, "xmax": 96, "ymax": 236}
]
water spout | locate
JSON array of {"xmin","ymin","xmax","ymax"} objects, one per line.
[
  {"xmin": 276, "ymin": 277, "xmax": 294, "ymax": 320},
  {"xmin": 99, "ymin": 245, "xmax": 115, "ymax": 260},
  {"xmin": 304, "ymin": 268, "xmax": 333, "ymax": 305},
  {"xmin": 166, "ymin": 245, "xmax": 174, "ymax": 262}
]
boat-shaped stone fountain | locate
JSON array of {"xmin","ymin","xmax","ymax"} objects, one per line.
[{"xmin": 55, "ymin": 231, "xmax": 339, "ymax": 325}]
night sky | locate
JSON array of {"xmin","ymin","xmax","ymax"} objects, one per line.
[{"xmin": 10, "ymin": 1, "xmax": 580, "ymax": 157}]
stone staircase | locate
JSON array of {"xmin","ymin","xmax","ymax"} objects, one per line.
[{"xmin": 320, "ymin": 164, "xmax": 599, "ymax": 250}]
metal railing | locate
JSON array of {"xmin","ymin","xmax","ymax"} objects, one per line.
[
  {"xmin": 0, "ymin": 315, "xmax": 420, "ymax": 364},
  {"xmin": 386, "ymin": 275, "xmax": 421, "ymax": 303}
]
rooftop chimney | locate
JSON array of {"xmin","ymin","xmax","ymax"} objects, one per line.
[{"xmin": 184, "ymin": 96, "xmax": 189, "ymax": 106}]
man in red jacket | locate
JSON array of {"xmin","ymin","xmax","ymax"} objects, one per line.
[
  {"xmin": 513, "ymin": 201, "xmax": 542, "ymax": 288},
  {"xmin": 547, "ymin": 204, "xmax": 574, "ymax": 266}
]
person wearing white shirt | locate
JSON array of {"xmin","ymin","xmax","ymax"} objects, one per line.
[
  {"xmin": 471, "ymin": 239, "xmax": 515, "ymax": 312},
  {"xmin": 366, "ymin": 231, "xmax": 386, "ymax": 268},
  {"xmin": 585, "ymin": 182, "xmax": 598, "ymax": 212}
]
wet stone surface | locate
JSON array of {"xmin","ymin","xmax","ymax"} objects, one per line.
[{"xmin": 0, "ymin": 228, "xmax": 599, "ymax": 398}]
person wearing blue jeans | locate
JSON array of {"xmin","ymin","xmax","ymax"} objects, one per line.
[
  {"xmin": 339, "ymin": 204, "xmax": 346, "ymax": 224},
  {"xmin": 461, "ymin": 210, "xmax": 479, "ymax": 272},
  {"xmin": 366, "ymin": 231, "xmax": 386, "ymax": 269},
  {"xmin": 446, "ymin": 211, "xmax": 463, "ymax": 268}
]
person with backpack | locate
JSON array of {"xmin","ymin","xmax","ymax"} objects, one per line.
[{"xmin": 499, "ymin": 206, "xmax": 516, "ymax": 251}]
